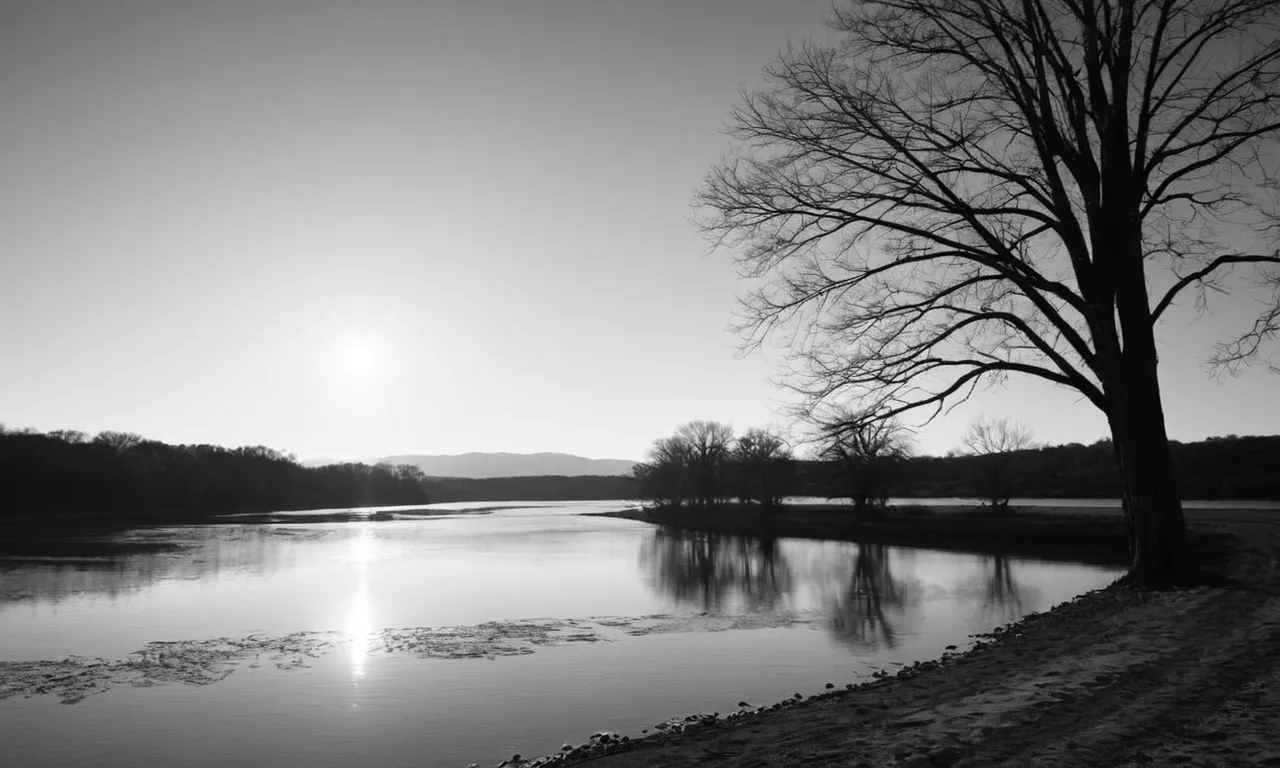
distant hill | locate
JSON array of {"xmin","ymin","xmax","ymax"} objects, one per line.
[{"xmin": 365, "ymin": 452, "xmax": 637, "ymax": 479}]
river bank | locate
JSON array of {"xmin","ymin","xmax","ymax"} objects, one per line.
[
  {"xmin": 590, "ymin": 503, "xmax": 1136, "ymax": 566},
  {"xmin": 520, "ymin": 506, "xmax": 1280, "ymax": 768}
]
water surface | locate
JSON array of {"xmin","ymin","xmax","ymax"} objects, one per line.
[{"xmin": 1, "ymin": 502, "xmax": 1124, "ymax": 767}]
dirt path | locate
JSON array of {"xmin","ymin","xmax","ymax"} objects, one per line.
[{"xmin": 539, "ymin": 509, "xmax": 1280, "ymax": 768}]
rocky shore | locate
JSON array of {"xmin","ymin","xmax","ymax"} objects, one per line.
[{"xmin": 522, "ymin": 505, "xmax": 1280, "ymax": 767}]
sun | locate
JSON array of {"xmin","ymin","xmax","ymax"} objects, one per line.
[{"xmin": 338, "ymin": 335, "xmax": 379, "ymax": 377}]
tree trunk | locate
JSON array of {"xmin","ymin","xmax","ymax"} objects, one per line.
[
  {"xmin": 1105, "ymin": 347, "xmax": 1189, "ymax": 587},
  {"xmin": 1094, "ymin": 197, "xmax": 1190, "ymax": 587}
]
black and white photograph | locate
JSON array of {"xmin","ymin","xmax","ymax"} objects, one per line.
[{"xmin": 3, "ymin": 1, "xmax": 1279, "ymax": 766}]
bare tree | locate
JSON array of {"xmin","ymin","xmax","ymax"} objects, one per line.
[
  {"xmin": 636, "ymin": 421, "xmax": 736, "ymax": 508},
  {"xmin": 731, "ymin": 427, "xmax": 796, "ymax": 511},
  {"xmin": 698, "ymin": 0, "xmax": 1280, "ymax": 586},
  {"xmin": 819, "ymin": 412, "xmax": 912, "ymax": 515},
  {"xmin": 635, "ymin": 434, "xmax": 694, "ymax": 507},
  {"xmin": 964, "ymin": 416, "xmax": 1035, "ymax": 511},
  {"xmin": 676, "ymin": 420, "xmax": 736, "ymax": 507}
]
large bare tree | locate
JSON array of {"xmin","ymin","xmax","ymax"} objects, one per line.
[{"xmin": 699, "ymin": 0, "xmax": 1280, "ymax": 586}]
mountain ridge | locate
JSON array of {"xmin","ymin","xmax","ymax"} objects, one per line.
[{"xmin": 304, "ymin": 451, "xmax": 638, "ymax": 478}]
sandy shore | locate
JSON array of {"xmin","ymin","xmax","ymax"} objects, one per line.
[{"xmin": 523, "ymin": 506, "xmax": 1280, "ymax": 768}]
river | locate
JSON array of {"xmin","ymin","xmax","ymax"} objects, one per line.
[{"xmin": 1, "ymin": 501, "xmax": 1126, "ymax": 767}]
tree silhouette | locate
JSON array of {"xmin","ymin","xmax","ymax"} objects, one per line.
[
  {"xmin": 818, "ymin": 412, "xmax": 912, "ymax": 516},
  {"xmin": 635, "ymin": 434, "xmax": 695, "ymax": 507},
  {"xmin": 0, "ymin": 427, "xmax": 431, "ymax": 521},
  {"xmin": 678, "ymin": 420, "xmax": 736, "ymax": 508},
  {"xmin": 731, "ymin": 427, "xmax": 796, "ymax": 512},
  {"xmin": 635, "ymin": 421, "xmax": 792, "ymax": 509},
  {"xmin": 964, "ymin": 416, "xmax": 1036, "ymax": 511},
  {"xmin": 93, "ymin": 431, "xmax": 144, "ymax": 450},
  {"xmin": 698, "ymin": 0, "xmax": 1280, "ymax": 586}
]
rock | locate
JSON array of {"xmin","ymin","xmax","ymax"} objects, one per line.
[
  {"xmin": 825, "ymin": 682, "xmax": 835, "ymax": 689},
  {"xmin": 903, "ymin": 754, "xmax": 932, "ymax": 768},
  {"xmin": 945, "ymin": 644, "xmax": 957, "ymax": 650}
]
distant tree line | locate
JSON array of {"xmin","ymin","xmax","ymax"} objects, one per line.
[
  {"xmin": 635, "ymin": 422, "xmax": 1280, "ymax": 508},
  {"xmin": 0, "ymin": 426, "xmax": 431, "ymax": 520},
  {"xmin": 898, "ymin": 434, "xmax": 1279, "ymax": 502},
  {"xmin": 3, "ymin": 423, "xmax": 1275, "ymax": 524},
  {"xmin": 803, "ymin": 433, "xmax": 1280, "ymax": 502}
]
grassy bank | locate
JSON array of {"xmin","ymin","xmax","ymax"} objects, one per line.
[{"xmin": 592, "ymin": 502, "xmax": 1134, "ymax": 566}]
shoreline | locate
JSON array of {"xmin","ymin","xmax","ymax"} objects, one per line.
[
  {"xmin": 589, "ymin": 503, "xmax": 1136, "ymax": 566},
  {"xmin": 515, "ymin": 506, "xmax": 1280, "ymax": 768}
]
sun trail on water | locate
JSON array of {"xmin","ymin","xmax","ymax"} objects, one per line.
[{"xmin": 345, "ymin": 525, "xmax": 378, "ymax": 680}]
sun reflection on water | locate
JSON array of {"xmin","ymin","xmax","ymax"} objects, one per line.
[{"xmin": 345, "ymin": 526, "xmax": 377, "ymax": 680}]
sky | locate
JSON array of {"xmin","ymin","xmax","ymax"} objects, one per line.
[{"xmin": 1, "ymin": 0, "xmax": 1277, "ymax": 462}]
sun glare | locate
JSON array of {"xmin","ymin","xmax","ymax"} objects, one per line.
[{"xmin": 337, "ymin": 335, "xmax": 379, "ymax": 377}]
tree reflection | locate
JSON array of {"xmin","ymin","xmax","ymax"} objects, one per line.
[
  {"xmin": 641, "ymin": 526, "xmax": 792, "ymax": 612},
  {"xmin": 979, "ymin": 554, "xmax": 1024, "ymax": 625},
  {"xmin": 0, "ymin": 526, "xmax": 291, "ymax": 608},
  {"xmin": 829, "ymin": 543, "xmax": 904, "ymax": 649}
]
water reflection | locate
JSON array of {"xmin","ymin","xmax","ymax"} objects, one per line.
[
  {"xmin": 976, "ymin": 555, "xmax": 1034, "ymax": 626},
  {"xmin": 345, "ymin": 526, "xmax": 376, "ymax": 680},
  {"xmin": 640, "ymin": 527, "xmax": 793, "ymax": 612},
  {"xmin": 641, "ymin": 527, "xmax": 910, "ymax": 647},
  {"xmin": 641, "ymin": 529, "xmax": 1042, "ymax": 653},
  {"xmin": 3, "ymin": 509, "xmax": 1097, "ymax": 678},
  {"xmin": 0, "ymin": 508, "xmax": 1139, "ymax": 768},
  {"xmin": 0, "ymin": 526, "xmax": 298, "ymax": 607},
  {"xmin": 829, "ymin": 543, "xmax": 906, "ymax": 650}
]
